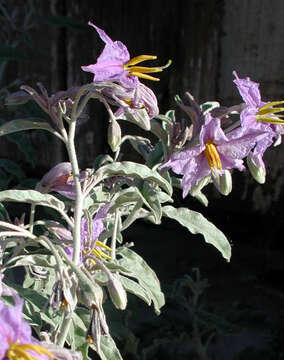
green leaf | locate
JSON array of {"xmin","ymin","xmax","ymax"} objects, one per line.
[
  {"xmin": 99, "ymin": 335, "xmax": 123, "ymax": 360},
  {"xmin": 0, "ymin": 202, "xmax": 9, "ymax": 221},
  {"xmin": 122, "ymin": 135, "xmax": 153, "ymax": 160},
  {"xmin": 162, "ymin": 205, "xmax": 231, "ymax": 261},
  {"xmin": 93, "ymin": 161, "xmax": 172, "ymax": 196},
  {"xmin": 93, "ymin": 154, "xmax": 113, "ymax": 171},
  {"xmin": 67, "ymin": 310, "xmax": 89, "ymax": 350},
  {"xmin": 0, "ymin": 119, "xmax": 57, "ymax": 137},
  {"xmin": 200, "ymin": 101, "xmax": 220, "ymax": 114},
  {"xmin": 118, "ymin": 275, "xmax": 151, "ymax": 306},
  {"xmin": 111, "ymin": 185, "xmax": 165, "ymax": 224},
  {"xmin": 147, "ymin": 140, "xmax": 164, "ymax": 168},
  {"xmin": 189, "ymin": 175, "xmax": 211, "ymax": 207},
  {"xmin": 4, "ymin": 254, "xmax": 54, "ymax": 269},
  {"xmin": 150, "ymin": 120, "xmax": 169, "ymax": 149},
  {"xmin": 5, "ymin": 281, "xmax": 56, "ymax": 326},
  {"xmin": 165, "ymin": 110, "xmax": 176, "ymax": 123},
  {"xmin": 117, "ymin": 247, "xmax": 165, "ymax": 314},
  {"xmin": 0, "ymin": 189, "xmax": 65, "ymax": 211},
  {"xmin": 140, "ymin": 182, "xmax": 162, "ymax": 224},
  {"xmin": 0, "ymin": 43, "xmax": 27, "ymax": 61}
]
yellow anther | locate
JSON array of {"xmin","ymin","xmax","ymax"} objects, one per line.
[
  {"xmin": 123, "ymin": 98, "xmax": 133, "ymax": 106},
  {"xmin": 256, "ymin": 101, "xmax": 284, "ymax": 125},
  {"xmin": 123, "ymin": 98, "xmax": 145, "ymax": 110},
  {"xmin": 92, "ymin": 247, "xmax": 112, "ymax": 260},
  {"xmin": 92, "ymin": 248, "xmax": 103, "ymax": 258},
  {"xmin": 255, "ymin": 116, "xmax": 284, "ymax": 125},
  {"xmin": 124, "ymin": 55, "xmax": 157, "ymax": 67},
  {"xmin": 258, "ymin": 100, "xmax": 284, "ymax": 111},
  {"xmin": 61, "ymin": 298, "xmax": 69, "ymax": 310},
  {"xmin": 129, "ymin": 72, "xmax": 160, "ymax": 81},
  {"xmin": 87, "ymin": 335, "xmax": 94, "ymax": 344},
  {"xmin": 67, "ymin": 173, "xmax": 73, "ymax": 181},
  {"xmin": 127, "ymin": 66, "xmax": 164, "ymax": 74},
  {"xmin": 96, "ymin": 240, "xmax": 112, "ymax": 251},
  {"xmin": 203, "ymin": 139, "xmax": 222, "ymax": 171},
  {"xmin": 123, "ymin": 56, "xmax": 171, "ymax": 82},
  {"xmin": 6, "ymin": 342, "xmax": 54, "ymax": 360}
]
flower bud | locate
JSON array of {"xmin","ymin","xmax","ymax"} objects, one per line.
[
  {"xmin": 108, "ymin": 119, "xmax": 121, "ymax": 152},
  {"xmin": 107, "ymin": 276, "xmax": 127, "ymax": 310},
  {"xmin": 212, "ymin": 169, "xmax": 232, "ymax": 196},
  {"xmin": 124, "ymin": 108, "xmax": 151, "ymax": 131},
  {"xmin": 247, "ymin": 153, "xmax": 266, "ymax": 184}
]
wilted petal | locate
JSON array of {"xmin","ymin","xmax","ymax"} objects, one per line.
[{"xmin": 36, "ymin": 162, "xmax": 72, "ymax": 193}]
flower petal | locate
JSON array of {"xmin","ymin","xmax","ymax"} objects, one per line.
[{"xmin": 233, "ymin": 71, "xmax": 262, "ymax": 108}]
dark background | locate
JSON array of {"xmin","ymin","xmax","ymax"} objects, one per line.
[{"xmin": 1, "ymin": 1, "xmax": 284, "ymax": 358}]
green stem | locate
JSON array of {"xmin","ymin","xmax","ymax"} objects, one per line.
[
  {"xmin": 28, "ymin": 203, "xmax": 36, "ymax": 234},
  {"xmin": 56, "ymin": 314, "xmax": 72, "ymax": 347},
  {"xmin": 66, "ymin": 120, "xmax": 83, "ymax": 265},
  {"xmin": 55, "ymin": 87, "xmax": 88, "ymax": 346},
  {"xmin": 111, "ymin": 209, "xmax": 120, "ymax": 260},
  {"xmin": 99, "ymin": 200, "xmax": 143, "ymax": 242}
]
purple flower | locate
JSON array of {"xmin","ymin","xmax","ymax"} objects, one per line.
[
  {"xmin": 100, "ymin": 81, "xmax": 159, "ymax": 130},
  {"xmin": 233, "ymin": 71, "xmax": 284, "ymax": 169},
  {"xmin": 160, "ymin": 114, "xmax": 266, "ymax": 197},
  {"xmin": 81, "ymin": 22, "xmax": 170, "ymax": 89},
  {"xmin": 0, "ymin": 295, "xmax": 53, "ymax": 360},
  {"xmin": 60, "ymin": 203, "xmax": 112, "ymax": 263},
  {"xmin": 36, "ymin": 162, "xmax": 85, "ymax": 200},
  {"xmin": 114, "ymin": 82, "xmax": 159, "ymax": 119}
]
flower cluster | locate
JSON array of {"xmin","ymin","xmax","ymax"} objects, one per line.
[{"xmin": 161, "ymin": 72, "xmax": 284, "ymax": 196}]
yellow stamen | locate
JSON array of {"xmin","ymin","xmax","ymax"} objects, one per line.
[
  {"xmin": 6, "ymin": 342, "xmax": 54, "ymax": 360},
  {"xmin": 61, "ymin": 298, "xmax": 69, "ymax": 310},
  {"xmin": 123, "ymin": 55, "xmax": 171, "ymax": 82},
  {"xmin": 87, "ymin": 335, "xmax": 94, "ymax": 344},
  {"xmin": 203, "ymin": 139, "xmax": 222, "ymax": 171},
  {"xmin": 258, "ymin": 100, "xmax": 284, "ymax": 110},
  {"xmin": 92, "ymin": 248, "xmax": 112, "ymax": 260},
  {"xmin": 255, "ymin": 116, "xmax": 284, "ymax": 125},
  {"xmin": 126, "ymin": 66, "xmax": 164, "ymax": 74},
  {"xmin": 123, "ymin": 98, "xmax": 132, "ymax": 106},
  {"xmin": 257, "ymin": 107, "xmax": 284, "ymax": 116},
  {"xmin": 96, "ymin": 240, "xmax": 112, "ymax": 251},
  {"xmin": 67, "ymin": 173, "xmax": 73, "ymax": 181},
  {"xmin": 129, "ymin": 72, "xmax": 160, "ymax": 81},
  {"xmin": 89, "ymin": 258, "xmax": 96, "ymax": 265},
  {"xmin": 125, "ymin": 55, "xmax": 157, "ymax": 66},
  {"xmin": 256, "ymin": 101, "xmax": 284, "ymax": 125},
  {"xmin": 98, "ymin": 252, "xmax": 112, "ymax": 260},
  {"xmin": 123, "ymin": 98, "xmax": 145, "ymax": 109},
  {"xmin": 92, "ymin": 248, "xmax": 103, "ymax": 258}
]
